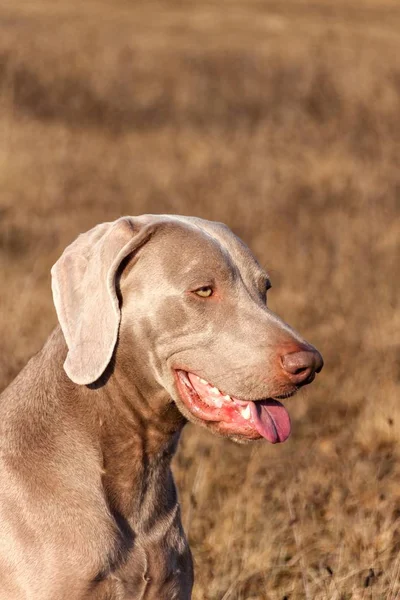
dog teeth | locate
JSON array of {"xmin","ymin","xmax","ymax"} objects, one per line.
[
  {"xmin": 194, "ymin": 376, "xmax": 234, "ymax": 406},
  {"xmin": 240, "ymin": 404, "xmax": 251, "ymax": 420}
]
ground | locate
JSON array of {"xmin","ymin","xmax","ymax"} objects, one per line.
[{"xmin": 0, "ymin": 1, "xmax": 399, "ymax": 598}]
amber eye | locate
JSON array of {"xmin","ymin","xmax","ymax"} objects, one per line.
[{"xmin": 194, "ymin": 286, "xmax": 213, "ymax": 298}]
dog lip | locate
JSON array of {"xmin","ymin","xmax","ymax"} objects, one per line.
[
  {"xmin": 273, "ymin": 390, "xmax": 297, "ymax": 400},
  {"xmin": 174, "ymin": 369, "xmax": 258, "ymax": 430},
  {"xmin": 173, "ymin": 369, "xmax": 291, "ymax": 443},
  {"xmin": 174, "ymin": 369, "xmax": 294, "ymax": 404},
  {"xmin": 175, "ymin": 369, "xmax": 248, "ymax": 405}
]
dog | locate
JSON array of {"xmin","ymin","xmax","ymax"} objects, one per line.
[{"xmin": 0, "ymin": 215, "xmax": 323, "ymax": 598}]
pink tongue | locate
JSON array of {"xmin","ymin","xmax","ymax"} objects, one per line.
[{"xmin": 250, "ymin": 400, "xmax": 291, "ymax": 444}]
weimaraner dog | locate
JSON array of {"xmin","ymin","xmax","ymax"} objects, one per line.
[{"xmin": 0, "ymin": 215, "xmax": 323, "ymax": 599}]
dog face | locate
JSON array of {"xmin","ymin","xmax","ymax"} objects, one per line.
[{"xmin": 52, "ymin": 215, "xmax": 323, "ymax": 444}]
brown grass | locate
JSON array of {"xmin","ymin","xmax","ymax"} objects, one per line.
[{"xmin": 0, "ymin": 0, "xmax": 399, "ymax": 598}]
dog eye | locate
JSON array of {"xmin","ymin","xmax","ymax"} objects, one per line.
[
  {"xmin": 262, "ymin": 280, "xmax": 271, "ymax": 303},
  {"xmin": 194, "ymin": 286, "xmax": 213, "ymax": 298}
]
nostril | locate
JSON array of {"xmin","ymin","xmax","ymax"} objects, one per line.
[
  {"xmin": 291, "ymin": 364, "xmax": 311, "ymax": 376},
  {"xmin": 281, "ymin": 351, "xmax": 312, "ymax": 374},
  {"xmin": 281, "ymin": 350, "xmax": 320, "ymax": 385}
]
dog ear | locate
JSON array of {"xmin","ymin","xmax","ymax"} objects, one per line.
[{"xmin": 51, "ymin": 216, "xmax": 156, "ymax": 385}]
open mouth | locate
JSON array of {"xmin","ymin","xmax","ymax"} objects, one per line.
[{"xmin": 175, "ymin": 371, "xmax": 291, "ymax": 443}]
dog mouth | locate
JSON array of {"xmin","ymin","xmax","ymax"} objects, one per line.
[{"xmin": 175, "ymin": 370, "xmax": 291, "ymax": 443}]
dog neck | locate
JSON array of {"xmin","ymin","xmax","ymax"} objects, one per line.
[
  {"xmin": 43, "ymin": 327, "xmax": 186, "ymax": 521},
  {"xmin": 93, "ymin": 364, "xmax": 186, "ymax": 520}
]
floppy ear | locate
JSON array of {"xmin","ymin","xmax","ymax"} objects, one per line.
[{"xmin": 51, "ymin": 216, "xmax": 155, "ymax": 385}]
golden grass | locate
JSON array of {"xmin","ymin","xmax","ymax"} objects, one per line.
[{"xmin": 0, "ymin": 0, "xmax": 399, "ymax": 597}]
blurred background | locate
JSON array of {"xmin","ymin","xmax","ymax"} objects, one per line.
[{"xmin": 0, "ymin": 0, "xmax": 399, "ymax": 598}]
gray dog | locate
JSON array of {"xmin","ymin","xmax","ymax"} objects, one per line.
[{"xmin": 0, "ymin": 215, "xmax": 323, "ymax": 599}]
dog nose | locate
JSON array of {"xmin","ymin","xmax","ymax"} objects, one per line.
[{"xmin": 281, "ymin": 348, "xmax": 323, "ymax": 386}]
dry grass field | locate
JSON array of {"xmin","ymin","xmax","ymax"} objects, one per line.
[{"xmin": 0, "ymin": 0, "xmax": 399, "ymax": 598}]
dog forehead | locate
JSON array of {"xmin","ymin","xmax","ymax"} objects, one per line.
[
  {"xmin": 174, "ymin": 216, "xmax": 265, "ymax": 281},
  {"xmin": 156, "ymin": 215, "xmax": 259, "ymax": 268},
  {"xmin": 146, "ymin": 219, "xmax": 232, "ymax": 276},
  {"xmin": 126, "ymin": 215, "xmax": 265, "ymax": 285}
]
